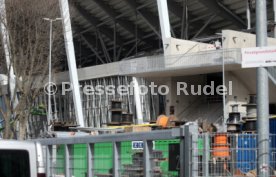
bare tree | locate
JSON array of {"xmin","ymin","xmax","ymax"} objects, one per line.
[{"xmin": 0, "ymin": 0, "xmax": 64, "ymax": 139}]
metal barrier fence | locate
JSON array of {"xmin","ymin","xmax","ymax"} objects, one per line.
[
  {"xmin": 35, "ymin": 126, "xmax": 192, "ymax": 177},
  {"xmin": 36, "ymin": 124, "xmax": 276, "ymax": 177},
  {"xmin": 189, "ymin": 133, "xmax": 276, "ymax": 177}
]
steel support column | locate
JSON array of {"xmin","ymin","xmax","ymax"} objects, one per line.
[
  {"xmin": 256, "ymin": 0, "xmax": 269, "ymax": 177},
  {"xmin": 157, "ymin": 0, "xmax": 171, "ymax": 43},
  {"xmin": 59, "ymin": 0, "xmax": 85, "ymax": 127},
  {"xmin": 181, "ymin": 0, "xmax": 188, "ymax": 39},
  {"xmin": 98, "ymin": 31, "xmax": 112, "ymax": 63},
  {"xmin": 132, "ymin": 77, "xmax": 143, "ymax": 124}
]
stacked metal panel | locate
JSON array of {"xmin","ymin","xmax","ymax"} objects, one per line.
[{"xmin": 28, "ymin": 76, "xmax": 157, "ymax": 137}]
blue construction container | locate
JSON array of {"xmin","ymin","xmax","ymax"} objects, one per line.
[
  {"xmin": 236, "ymin": 118, "xmax": 276, "ymax": 173},
  {"xmin": 236, "ymin": 134, "xmax": 257, "ymax": 173},
  {"xmin": 270, "ymin": 118, "xmax": 276, "ymax": 168},
  {"xmin": 270, "ymin": 117, "xmax": 276, "ymax": 134}
]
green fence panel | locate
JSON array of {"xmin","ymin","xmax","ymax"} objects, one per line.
[
  {"xmin": 154, "ymin": 140, "xmax": 180, "ymax": 177},
  {"xmin": 55, "ymin": 140, "xmax": 182, "ymax": 176},
  {"xmin": 120, "ymin": 141, "xmax": 132, "ymax": 165},
  {"xmin": 73, "ymin": 144, "xmax": 87, "ymax": 177},
  {"xmin": 56, "ymin": 145, "xmax": 65, "ymax": 176},
  {"xmin": 94, "ymin": 143, "xmax": 113, "ymax": 175}
]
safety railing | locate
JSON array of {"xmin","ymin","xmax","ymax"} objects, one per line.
[{"xmin": 119, "ymin": 48, "xmax": 242, "ymax": 75}]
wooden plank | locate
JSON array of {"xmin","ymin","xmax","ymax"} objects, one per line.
[{"xmin": 124, "ymin": 126, "xmax": 151, "ymax": 133}]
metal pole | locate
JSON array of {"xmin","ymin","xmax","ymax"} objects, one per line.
[
  {"xmin": 274, "ymin": 0, "xmax": 276, "ymax": 37},
  {"xmin": 222, "ymin": 48, "xmax": 227, "ymax": 131},
  {"xmin": 184, "ymin": 1, "xmax": 188, "ymax": 40},
  {"xmin": 181, "ymin": 0, "xmax": 186, "ymax": 39},
  {"xmin": 256, "ymin": 0, "xmax": 270, "ymax": 176},
  {"xmin": 246, "ymin": 0, "xmax": 251, "ymax": 29},
  {"xmin": 47, "ymin": 20, "xmax": 53, "ymax": 128},
  {"xmin": 181, "ymin": 0, "xmax": 189, "ymax": 39},
  {"xmin": 132, "ymin": 77, "xmax": 143, "ymax": 124},
  {"xmin": 202, "ymin": 133, "xmax": 210, "ymax": 177}
]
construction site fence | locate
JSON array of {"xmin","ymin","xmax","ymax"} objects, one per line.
[
  {"xmin": 189, "ymin": 133, "xmax": 276, "ymax": 177},
  {"xmin": 35, "ymin": 124, "xmax": 276, "ymax": 177}
]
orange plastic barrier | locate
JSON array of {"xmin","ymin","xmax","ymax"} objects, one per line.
[
  {"xmin": 213, "ymin": 133, "xmax": 230, "ymax": 157},
  {"xmin": 214, "ymin": 134, "xmax": 228, "ymax": 145},
  {"xmin": 212, "ymin": 145, "xmax": 230, "ymax": 157}
]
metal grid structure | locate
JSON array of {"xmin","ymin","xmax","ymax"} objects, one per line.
[
  {"xmin": 28, "ymin": 76, "xmax": 157, "ymax": 136},
  {"xmin": 189, "ymin": 133, "xmax": 276, "ymax": 177},
  {"xmin": 66, "ymin": 0, "xmax": 276, "ymax": 69}
]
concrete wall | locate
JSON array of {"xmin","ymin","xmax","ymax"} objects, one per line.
[
  {"xmin": 168, "ymin": 75, "xmax": 206, "ymax": 119},
  {"xmin": 220, "ymin": 30, "xmax": 276, "ymax": 115},
  {"xmin": 224, "ymin": 71, "xmax": 251, "ymax": 117},
  {"xmin": 222, "ymin": 30, "xmax": 276, "ymax": 48},
  {"xmin": 228, "ymin": 69, "xmax": 276, "ymax": 102},
  {"xmin": 150, "ymin": 75, "xmax": 223, "ymax": 123},
  {"xmin": 54, "ymin": 61, "xmax": 121, "ymax": 84},
  {"xmin": 149, "ymin": 70, "xmax": 276, "ymax": 123},
  {"xmin": 163, "ymin": 37, "xmax": 216, "ymax": 56}
]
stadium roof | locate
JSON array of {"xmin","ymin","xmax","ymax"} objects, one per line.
[{"xmin": 69, "ymin": 0, "xmax": 275, "ymax": 68}]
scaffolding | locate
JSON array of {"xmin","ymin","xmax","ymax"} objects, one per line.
[{"xmin": 28, "ymin": 76, "xmax": 157, "ymax": 137}]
